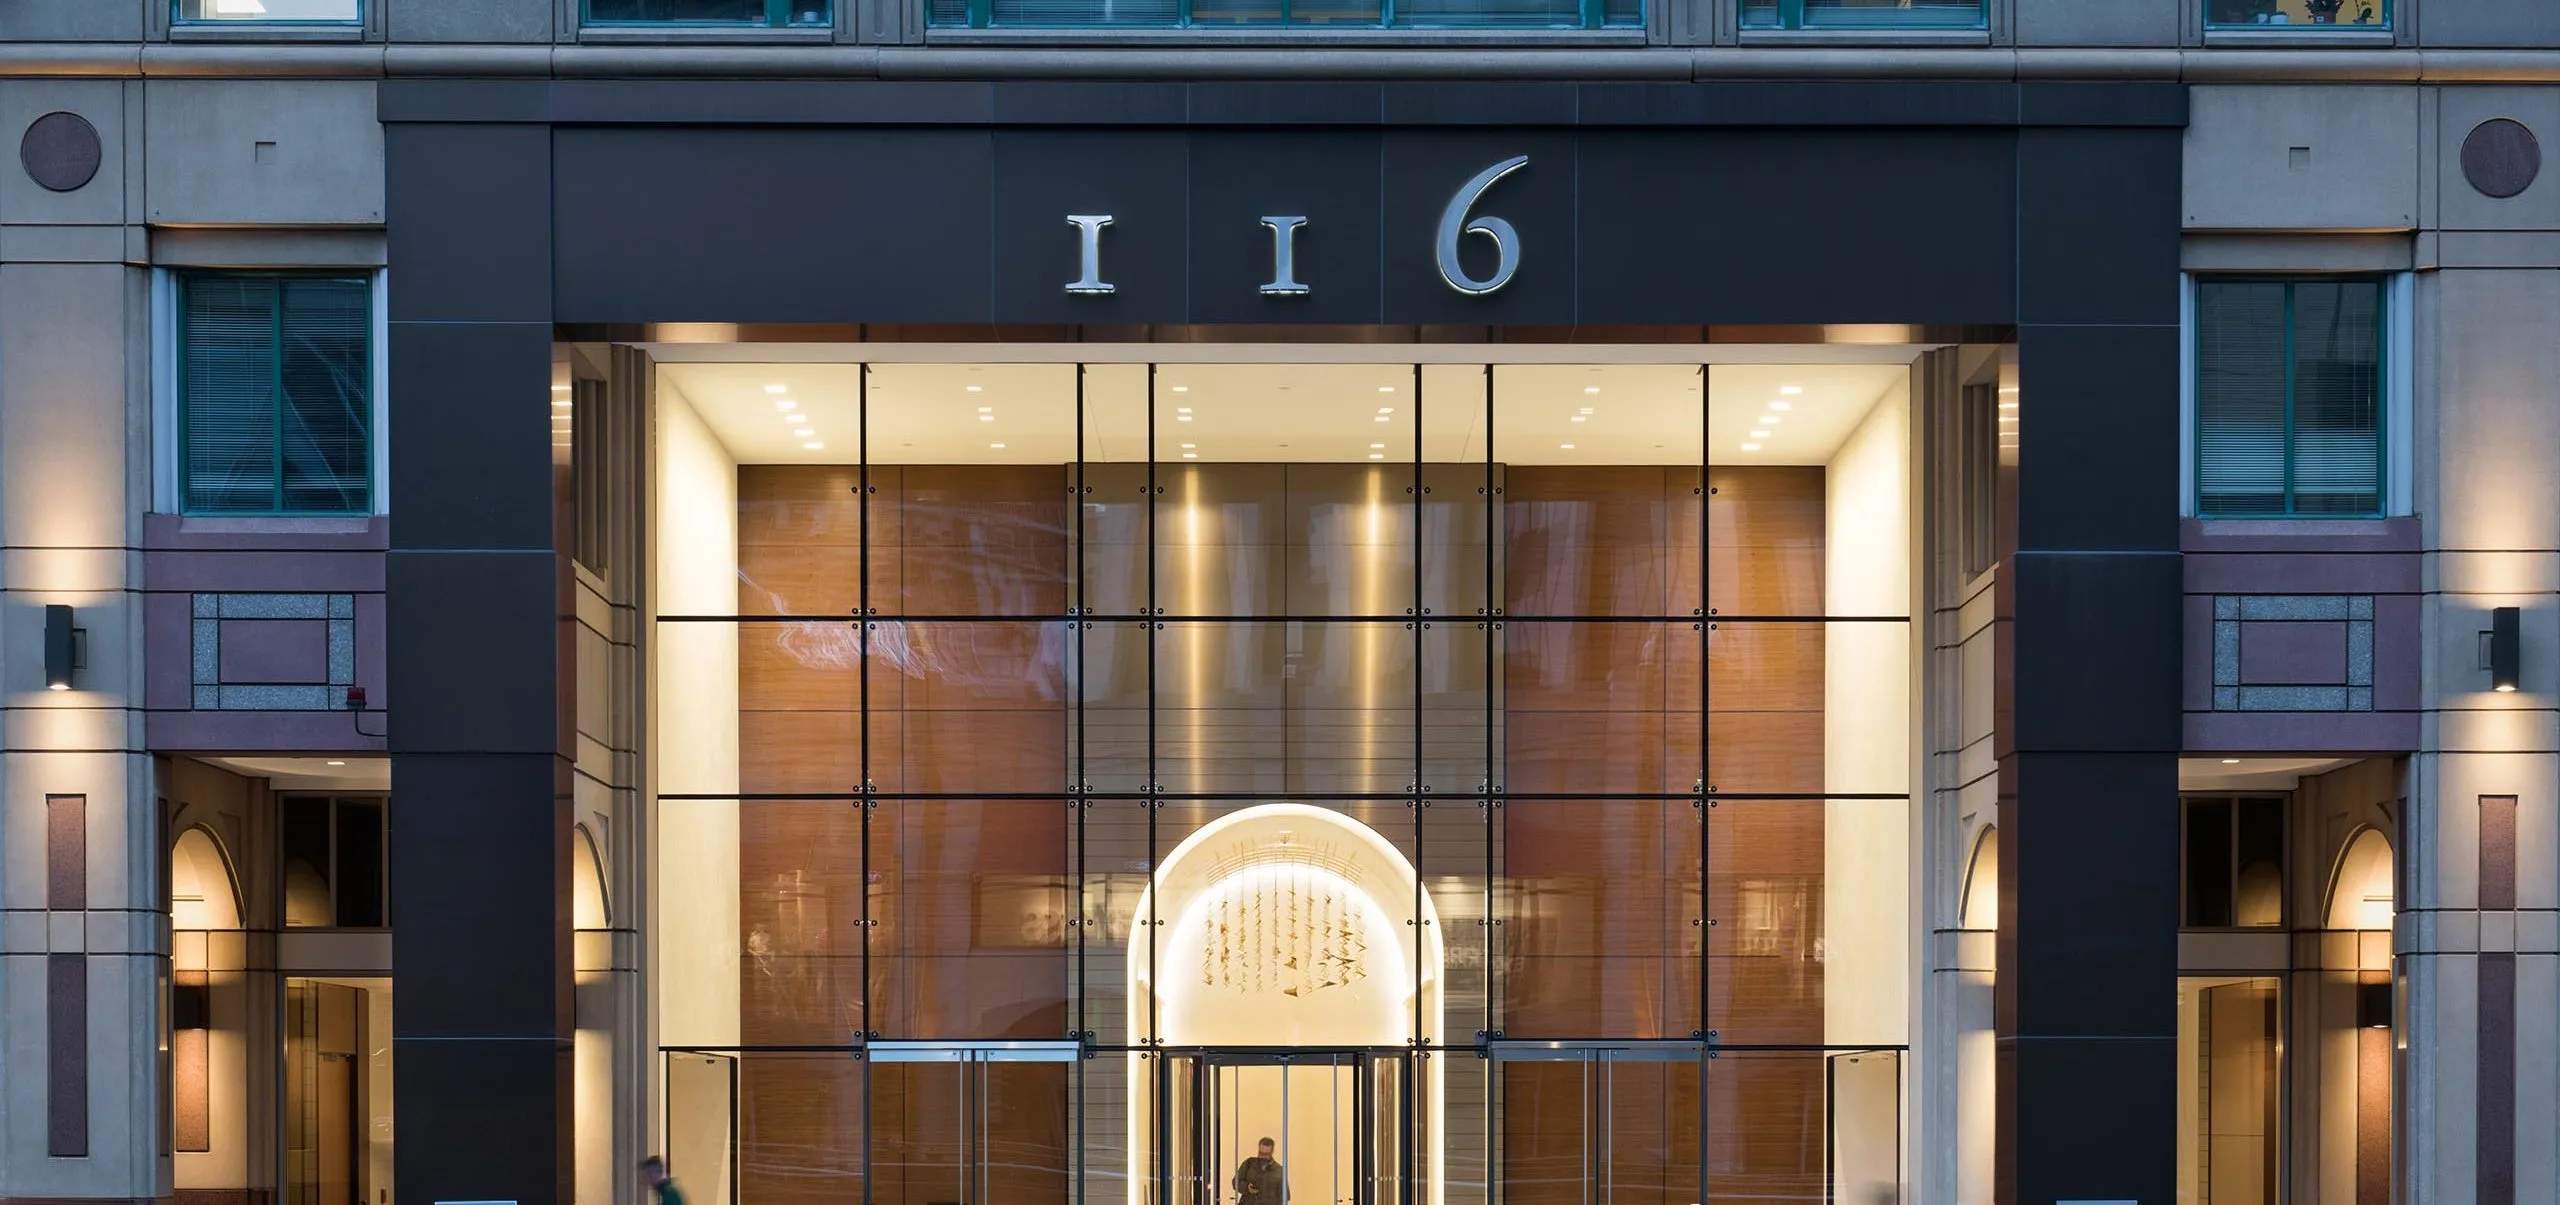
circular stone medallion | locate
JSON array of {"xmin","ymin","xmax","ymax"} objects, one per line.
[
  {"xmin": 20, "ymin": 111, "xmax": 102, "ymax": 194},
  {"xmin": 2462, "ymin": 118, "xmax": 2541, "ymax": 200}
]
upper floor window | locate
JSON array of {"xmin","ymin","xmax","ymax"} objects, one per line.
[
  {"xmin": 173, "ymin": 0, "xmax": 359, "ymax": 23},
  {"xmin": 2195, "ymin": 276, "xmax": 2384, "ymax": 518},
  {"xmin": 932, "ymin": 0, "xmax": 1632, "ymax": 29},
  {"xmin": 2206, "ymin": 0, "xmax": 2386, "ymax": 28},
  {"xmin": 586, "ymin": 0, "xmax": 830, "ymax": 25},
  {"xmin": 2183, "ymin": 795, "xmax": 2285, "ymax": 929},
  {"xmin": 281, "ymin": 795, "xmax": 388, "ymax": 929},
  {"xmin": 1741, "ymin": 0, "xmax": 1982, "ymax": 29},
  {"xmin": 178, "ymin": 274, "xmax": 371, "ymax": 516}
]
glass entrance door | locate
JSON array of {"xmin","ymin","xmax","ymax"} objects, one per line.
[
  {"xmin": 864, "ymin": 1040, "xmax": 1081, "ymax": 1205},
  {"xmin": 1162, "ymin": 1051, "xmax": 1405, "ymax": 1205}
]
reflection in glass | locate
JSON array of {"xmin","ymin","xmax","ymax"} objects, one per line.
[
  {"xmin": 2179, "ymin": 977, "xmax": 2283, "ymax": 1205},
  {"xmin": 1740, "ymin": 0, "xmax": 1983, "ymax": 26}
]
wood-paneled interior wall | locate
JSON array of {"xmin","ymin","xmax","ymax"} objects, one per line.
[
  {"xmin": 727, "ymin": 462, "xmax": 1830, "ymax": 1205},
  {"xmin": 1499, "ymin": 465, "xmax": 1827, "ymax": 1205}
]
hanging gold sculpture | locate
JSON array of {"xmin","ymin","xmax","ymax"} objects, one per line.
[{"xmin": 1199, "ymin": 866, "xmax": 1369, "ymax": 997}]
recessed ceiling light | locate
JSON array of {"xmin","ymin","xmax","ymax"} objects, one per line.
[
  {"xmin": 1176, "ymin": 407, "xmax": 1192, "ymax": 414},
  {"xmin": 1740, "ymin": 442, "xmax": 1762, "ymax": 452},
  {"xmin": 804, "ymin": 441, "xmax": 825, "ymax": 450},
  {"xmin": 1177, "ymin": 415, "xmax": 1193, "ymax": 422},
  {"xmin": 776, "ymin": 400, "xmax": 797, "ymax": 411},
  {"xmin": 1171, "ymin": 385, "xmax": 1190, "ymax": 393},
  {"xmin": 1378, "ymin": 407, "xmax": 1395, "ymax": 414},
  {"xmin": 2221, "ymin": 758, "xmax": 2241, "ymax": 765},
  {"xmin": 326, "ymin": 760, "xmax": 347, "ymax": 767},
  {"xmin": 1368, "ymin": 453, "xmax": 1385, "ymax": 460},
  {"xmin": 765, "ymin": 384, "xmax": 788, "ymax": 394},
  {"xmin": 1559, "ymin": 442, "xmax": 1576, "ymax": 450},
  {"xmin": 1180, "ymin": 443, "xmax": 1197, "ymax": 450},
  {"xmin": 1750, "ymin": 429, "xmax": 1770, "ymax": 439},
  {"xmin": 552, "ymin": 400, "xmax": 571, "ymax": 409},
  {"xmin": 794, "ymin": 428, "xmax": 814, "ymax": 438},
  {"xmin": 1374, "ymin": 416, "xmax": 1390, "ymax": 423},
  {"xmin": 978, "ymin": 406, "xmax": 993, "ymax": 413},
  {"xmin": 1570, "ymin": 415, "xmax": 1587, "ymax": 423},
  {"xmin": 1761, "ymin": 415, "xmax": 1783, "ymax": 424},
  {"xmin": 2000, "ymin": 401, "xmax": 2019, "ymax": 410},
  {"xmin": 990, "ymin": 442, "xmax": 1006, "ymax": 449},
  {"xmin": 1577, "ymin": 407, "xmax": 1595, "ymax": 415},
  {"xmin": 1583, "ymin": 386, "xmax": 1601, "ymax": 395},
  {"xmin": 1770, "ymin": 401, "xmax": 1793, "ymax": 411},
  {"xmin": 966, "ymin": 385, "xmax": 983, "ymax": 393},
  {"xmin": 1379, "ymin": 385, "xmax": 1396, "ymax": 393},
  {"xmin": 1182, "ymin": 452, "xmax": 1198, "ymax": 459},
  {"xmin": 1779, "ymin": 385, "xmax": 1803, "ymax": 395},
  {"xmin": 1370, "ymin": 443, "xmax": 1386, "ymax": 450},
  {"xmin": 552, "ymin": 384, "xmax": 571, "ymax": 394},
  {"xmin": 979, "ymin": 414, "xmax": 996, "ymax": 422}
]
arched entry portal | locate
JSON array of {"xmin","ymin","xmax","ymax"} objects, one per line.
[{"xmin": 1129, "ymin": 804, "xmax": 1445, "ymax": 1205}]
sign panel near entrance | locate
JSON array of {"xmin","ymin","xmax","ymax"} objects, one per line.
[{"xmin": 1064, "ymin": 156, "xmax": 1529, "ymax": 299}]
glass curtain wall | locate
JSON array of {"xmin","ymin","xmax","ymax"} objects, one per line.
[{"xmin": 651, "ymin": 356, "xmax": 1915, "ymax": 1205}]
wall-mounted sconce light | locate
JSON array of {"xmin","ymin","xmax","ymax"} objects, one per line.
[
  {"xmin": 43, "ymin": 604, "xmax": 82, "ymax": 692},
  {"xmin": 2485, "ymin": 606, "xmax": 2521, "ymax": 693},
  {"xmin": 171, "ymin": 981, "xmax": 209, "ymax": 1032},
  {"xmin": 2357, "ymin": 981, "xmax": 2392, "ymax": 1030}
]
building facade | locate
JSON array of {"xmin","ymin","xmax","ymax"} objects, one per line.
[{"xmin": 0, "ymin": 4, "xmax": 2549, "ymax": 1205}]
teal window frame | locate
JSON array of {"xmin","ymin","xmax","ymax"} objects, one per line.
[
  {"xmin": 1740, "ymin": 0, "xmax": 1987, "ymax": 30},
  {"xmin": 2203, "ymin": 0, "xmax": 2388, "ymax": 30},
  {"xmin": 945, "ymin": 0, "xmax": 1630, "ymax": 31},
  {"xmin": 176, "ymin": 273, "xmax": 375, "ymax": 518},
  {"xmin": 581, "ymin": 0, "xmax": 830, "ymax": 26},
  {"xmin": 2192, "ymin": 274, "xmax": 2388, "ymax": 520},
  {"xmin": 171, "ymin": 0, "xmax": 361, "ymax": 24}
]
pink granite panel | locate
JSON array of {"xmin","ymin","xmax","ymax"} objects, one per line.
[
  {"xmin": 145, "ymin": 592, "xmax": 193, "ymax": 711},
  {"xmin": 2239, "ymin": 621, "xmax": 2348, "ymax": 685},
  {"xmin": 355, "ymin": 592, "xmax": 387, "ymax": 712},
  {"xmin": 2374, "ymin": 593, "xmax": 2421, "ymax": 712},
  {"xmin": 216, "ymin": 619, "xmax": 328, "ymax": 685},
  {"xmin": 144, "ymin": 549, "xmax": 386, "ymax": 594},
  {"xmin": 2184, "ymin": 553, "xmax": 2421, "ymax": 595},
  {"xmin": 2184, "ymin": 710, "xmax": 2419, "ymax": 755},
  {"xmin": 2184, "ymin": 593, "xmax": 2217, "ymax": 711},
  {"xmin": 146, "ymin": 709, "xmax": 387, "ymax": 755},
  {"xmin": 2180, "ymin": 517, "xmax": 2421, "ymax": 554}
]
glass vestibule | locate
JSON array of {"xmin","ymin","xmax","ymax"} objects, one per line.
[{"xmin": 649, "ymin": 353, "xmax": 1918, "ymax": 1205}]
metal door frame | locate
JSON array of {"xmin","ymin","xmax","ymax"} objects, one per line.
[
  {"xmin": 1171, "ymin": 1047, "xmax": 1404, "ymax": 1205},
  {"xmin": 860, "ymin": 1040, "xmax": 1084, "ymax": 1205}
]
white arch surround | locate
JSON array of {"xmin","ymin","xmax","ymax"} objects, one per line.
[{"xmin": 1127, "ymin": 803, "xmax": 1445, "ymax": 1205}]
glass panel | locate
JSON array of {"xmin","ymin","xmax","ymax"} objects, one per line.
[
  {"xmin": 665, "ymin": 1052, "xmax": 739, "ymax": 1205},
  {"xmin": 870, "ymin": 364, "xmax": 1076, "ymax": 617},
  {"xmin": 1703, "ymin": 1050, "xmax": 1831, "ymax": 1203},
  {"xmin": 737, "ymin": 800, "xmax": 867, "ymax": 1045},
  {"xmin": 869, "ymin": 1058, "xmax": 1073, "ymax": 1205},
  {"xmin": 175, "ymin": 0, "xmax": 359, "ymax": 23},
  {"xmin": 1741, "ymin": 0, "xmax": 1984, "ymax": 27},
  {"xmin": 281, "ymin": 978, "xmax": 390, "ymax": 1205},
  {"xmin": 1499, "ymin": 800, "xmax": 1702, "ymax": 1039},
  {"xmin": 587, "ymin": 0, "xmax": 831, "ymax": 24},
  {"xmin": 276, "ymin": 279, "xmax": 371, "ymax": 514},
  {"xmin": 2186, "ymin": 798, "xmax": 2237, "ymax": 928},
  {"xmin": 873, "ymin": 800, "xmax": 1072, "ymax": 1038},
  {"xmin": 330, "ymin": 800, "xmax": 383, "ymax": 928},
  {"xmin": 871, "ymin": 621, "xmax": 1070, "ymax": 796},
  {"xmin": 2233, "ymin": 797, "xmax": 2285, "ymax": 928},
  {"xmin": 1493, "ymin": 365, "xmax": 1702, "ymax": 620},
  {"xmin": 2178, "ymin": 977, "xmax": 2283, "ymax": 1205},
  {"xmin": 182, "ymin": 277, "xmax": 282, "ymax": 514},
  {"xmin": 281, "ymin": 797, "xmax": 334, "ymax": 929},
  {"xmin": 2196, "ymin": 282, "xmax": 2291, "ymax": 517},
  {"xmin": 940, "ymin": 0, "xmax": 1631, "ymax": 27},
  {"xmin": 735, "ymin": 1052, "xmax": 865, "ymax": 1203},
  {"xmin": 1707, "ymin": 798, "xmax": 1907, "ymax": 1047},
  {"xmin": 2206, "ymin": 0, "xmax": 2385, "ymax": 26},
  {"xmin": 2290, "ymin": 279, "xmax": 2383, "ymax": 515}
]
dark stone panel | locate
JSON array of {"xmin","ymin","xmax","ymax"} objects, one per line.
[
  {"xmin": 377, "ymin": 80, "xmax": 553, "ymax": 126},
  {"xmin": 552, "ymin": 127, "xmax": 995, "ymax": 324},
  {"xmin": 391, "ymin": 753, "xmax": 573, "ymax": 1037},
  {"xmin": 2015, "ymin": 323, "xmax": 2182, "ymax": 552},
  {"xmin": 1994, "ymin": 752, "xmax": 2177, "ymax": 1039},
  {"xmin": 2007, "ymin": 552, "xmax": 2183, "ymax": 755},
  {"xmin": 1186, "ymin": 134, "xmax": 1386, "ymax": 324},
  {"xmin": 2020, "ymin": 82, "xmax": 2188, "ymax": 128},
  {"xmin": 391, "ymin": 1034, "xmax": 570, "ymax": 1205},
  {"xmin": 1186, "ymin": 82, "xmax": 1385, "ymax": 125},
  {"xmin": 2017, "ymin": 127, "xmax": 2182, "ymax": 327},
  {"xmin": 1382, "ymin": 83, "xmax": 1579, "ymax": 126},
  {"xmin": 1379, "ymin": 129, "xmax": 1579, "ymax": 326},
  {"xmin": 1577, "ymin": 81, "xmax": 2019, "ymax": 127},
  {"xmin": 549, "ymin": 80, "xmax": 996, "ymax": 126},
  {"xmin": 385, "ymin": 124, "xmax": 550, "ymax": 325},
  {"xmin": 989, "ymin": 131, "xmax": 1191, "ymax": 326},
  {"xmin": 2480, "ymin": 952, "xmax": 2517, "ymax": 1205},
  {"xmin": 385, "ymin": 550, "xmax": 567, "ymax": 757},
  {"xmin": 1997, "ymin": 1035, "xmax": 2175, "ymax": 1205},
  {"xmin": 47, "ymin": 954, "xmax": 86, "ymax": 1158},
  {"xmin": 389, "ymin": 322, "xmax": 556, "ymax": 553},
  {"xmin": 991, "ymin": 82, "xmax": 1189, "ymax": 125},
  {"xmin": 1575, "ymin": 129, "xmax": 2015, "ymax": 325},
  {"xmin": 2481, "ymin": 794, "xmax": 2519, "ymax": 910}
]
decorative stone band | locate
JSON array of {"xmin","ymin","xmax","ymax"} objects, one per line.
[
  {"xmin": 2210, "ymin": 593, "xmax": 2375, "ymax": 712},
  {"xmin": 189, "ymin": 592, "xmax": 358, "ymax": 711}
]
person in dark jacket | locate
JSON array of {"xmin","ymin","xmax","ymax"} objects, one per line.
[
  {"xmin": 1233, "ymin": 1137, "xmax": 1285, "ymax": 1205},
  {"xmin": 641, "ymin": 1157, "xmax": 686, "ymax": 1205}
]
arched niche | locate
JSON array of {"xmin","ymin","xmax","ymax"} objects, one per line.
[
  {"xmin": 574, "ymin": 824, "xmax": 611, "ymax": 931},
  {"xmin": 1960, "ymin": 824, "xmax": 1999, "ymax": 931},
  {"xmin": 1126, "ymin": 803, "xmax": 1445, "ymax": 1205},
  {"xmin": 171, "ymin": 827, "xmax": 242, "ymax": 933},
  {"xmin": 2326, "ymin": 827, "xmax": 2395, "ymax": 932}
]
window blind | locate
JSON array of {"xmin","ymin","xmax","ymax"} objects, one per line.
[
  {"xmin": 181, "ymin": 275, "xmax": 371, "ymax": 515},
  {"xmin": 2195, "ymin": 278, "xmax": 2382, "ymax": 517}
]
